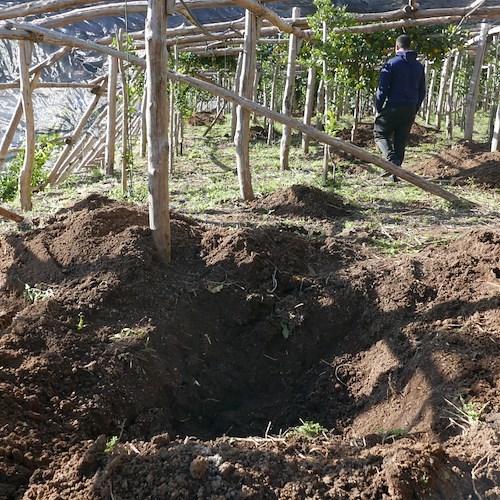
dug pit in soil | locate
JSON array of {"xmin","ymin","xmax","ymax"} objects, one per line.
[{"xmin": 0, "ymin": 193, "xmax": 499, "ymax": 499}]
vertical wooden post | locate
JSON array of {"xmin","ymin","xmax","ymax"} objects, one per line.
[
  {"xmin": 234, "ymin": 9, "xmax": 259, "ymax": 201},
  {"xmin": 18, "ymin": 41, "xmax": 35, "ymax": 211},
  {"xmin": 435, "ymin": 53, "xmax": 451, "ymax": 130},
  {"xmin": 280, "ymin": 6, "xmax": 301, "ymax": 171},
  {"xmin": 231, "ymin": 52, "xmax": 243, "ymax": 140},
  {"xmin": 492, "ymin": 103, "xmax": 500, "ymax": 151},
  {"xmin": 146, "ymin": 0, "xmax": 172, "ymax": 262},
  {"xmin": 321, "ymin": 21, "xmax": 331, "ymax": 183},
  {"xmin": 425, "ymin": 67, "xmax": 436, "ymax": 126},
  {"xmin": 465, "ymin": 21, "xmax": 489, "ymax": 141},
  {"xmin": 266, "ymin": 61, "xmax": 279, "ymax": 145},
  {"xmin": 169, "ymin": 45, "xmax": 179, "ymax": 171},
  {"xmin": 140, "ymin": 84, "xmax": 148, "ymax": 157},
  {"xmin": 302, "ymin": 66, "xmax": 316, "ymax": 154},
  {"xmin": 117, "ymin": 29, "xmax": 129, "ymax": 195},
  {"xmin": 446, "ymin": 51, "xmax": 461, "ymax": 139},
  {"xmin": 105, "ymin": 54, "xmax": 118, "ymax": 175}
]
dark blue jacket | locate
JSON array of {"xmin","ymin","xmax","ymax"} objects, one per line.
[{"xmin": 375, "ymin": 50, "xmax": 426, "ymax": 113}]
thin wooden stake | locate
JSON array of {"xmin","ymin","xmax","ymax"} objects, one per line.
[
  {"xmin": 105, "ymin": 54, "xmax": 118, "ymax": 176},
  {"xmin": 465, "ymin": 21, "xmax": 489, "ymax": 141},
  {"xmin": 280, "ymin": 7, "xmax": 301, "ymax": 171}
]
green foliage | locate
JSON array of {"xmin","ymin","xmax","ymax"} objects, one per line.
[
  {"xmin": 286, "ymin": 419, "xmax": 327, "ymax": 438},
  {"xmin": 23, "ymin": 283, "xmax": 54, "ymax": 303},
  {"xmin": 0, "ymin": 134, "xmax": 59, "ymax": 202},
  {"xmin": 444, "ymin": 396, "xmax": 488, "ymax": 433},
  {"xmin": 76, "ymin": 313, "xmax": 87, "ymax": 331},
  {"xmin": 308, "ymin": 0, "xmax": 469, "ymax": 99},
  {"xmin": 104, "ymin": 435, "xmax": 119, "ymax": 454}
]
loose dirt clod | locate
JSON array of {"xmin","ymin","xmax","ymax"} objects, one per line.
[{"xmin": 0, "ymin": 194, "xmax": 498, "ymax": 499}]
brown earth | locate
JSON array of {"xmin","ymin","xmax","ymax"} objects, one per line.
[
  {"xmin": 0, "ymin": 189, "xmax": 499, "ymax": 499},
  {"xmin": 411, "ymin": 141, "xmax": 500, "ymax": 188},
  {"xmin": 337, "ymin": 122, "xmax": 439, "ymax": 149}
]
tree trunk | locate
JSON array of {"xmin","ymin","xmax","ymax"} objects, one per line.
[
  {"xmin": 146, "ymin": 0, "xmax": 172, "ymax": 262},
  {"xmin": 464, "ymin": 21, "xmax": 489, "ymax": 141}
]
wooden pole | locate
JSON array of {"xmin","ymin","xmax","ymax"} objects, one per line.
[
  {"xmin": 425, "ymin": 67, "xmax": 437, "ymax": 126},
  {"xmin": 266, "ymin": 61, "xmax": 279, "ymax": 145},
  {"xmin": 446, "ymin": 51, "xmax": 461, "ymax": 140},
  {"xmin": 322, "ymin": 21, "xmax": 330, "ymax": 183},
  {"xmin": 0, "ymin": 205, "xmax": 24, "ymax": 223},
  {"xmin": 435, "ymin": 53, "xmax": 451, "ymax": 130},
  {"xmin": 280, "ymin": 7, "xmax": 301, "ymax": 171},
  {"xmin": 146, "ymin": 0, "xmax": 172, "ymax": 263},
  {"xmin": 465, "ymin": 21, "xmax": 489, "ymax": 141},
  {"xmin": 105, "ymin": 54, "xmax": 118, "ymax": 176},
  {"xmin": 302, "ymin": 66, "xmax": 316, "ymax": 154},
  {"xmin": 17, "ymin": 41, "xmax": 35, "ymax": 212},
  {"xmin": 117, "ymin": 29, "xmax": 129, "ymax": 195},
  {"xmin": 492, "ymin": 103, "xmax": 500, "ymax": 151},
  {"xmin": 140, "ymin": 84, "xmax": 148, "ymax": 157},
  {"xmin": 234, "ymin": 9, "xmax": 259, "ymax": 201},
  {"xmin": 231, "ymin": 52, "xmax": 243, "ymax": 140}
]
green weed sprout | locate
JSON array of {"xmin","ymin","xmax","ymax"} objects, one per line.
[
  {"xmin": 23, "ymin": 284, "xmax": 54, "ymax": 303},
  {"xmin": 105, "ymin": 436, "xmax": 119, "ymax": 454},
  {"xmin": 285, "ymin": 419, "xmax": 327, "ymax": 438},
  {"xmin": 76, "ymin": 313, "xmax": 87, "ymax": 331},
  {"xmin": 444, "ymin": 396, "xmax": 488, "ymax": 433}
]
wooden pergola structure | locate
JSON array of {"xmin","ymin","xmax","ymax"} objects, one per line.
[{"xmin": 1, "ymin": 0, "xmax": 499, "ymax": 261}]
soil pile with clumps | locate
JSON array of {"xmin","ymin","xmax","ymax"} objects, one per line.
[
  {"xmin": 250, "ymin": 184, "xmax": 348, "ymax": 219},
  {"xmin": 0, "ymin": 195, "xmax": 499, "ymax": 499},
  {"xmin": 337, "ymin": 122, "xmax": 438, "ymax": 148},
  {"xmin": 412, "ymin": 141, "xmax": 500, "ymax": 187}
]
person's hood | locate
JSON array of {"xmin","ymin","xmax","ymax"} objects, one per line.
[{"xmin": 396, "ymin": 50, "xmax": 418, "ymax": 64}]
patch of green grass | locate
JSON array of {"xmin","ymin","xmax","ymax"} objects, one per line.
[
  {"xmin": 285, "ymin": 419, "xmax": 327, "ymax": 438},
  {"xmin": 369, "ymin": 237, "xmax": 408, "ymax": 255}
]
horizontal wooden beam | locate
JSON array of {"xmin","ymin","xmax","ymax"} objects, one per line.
[
  {"xmin": 0, "ymin": 81, "xmax": 104, "ymax": 90},
  {"xmin": 231, "ymin": 0, "xmax": 312, "ymax": 40}
]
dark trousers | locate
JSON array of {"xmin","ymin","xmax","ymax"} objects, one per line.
[{"xmin": 373, "ymin": 107, "xmax": 417, "ymax": 166}]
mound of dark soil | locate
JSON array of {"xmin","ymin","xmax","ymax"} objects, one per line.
[
  {"xmin": 412, "ymin": 141, "xmax": 500, "ymax": 187},
  {"xmin": 187, "ymin": 111, "xmax": 225, "ymax": 127},
  {"xmin": 0, "ymin": 195, "xmax": 499, "ymax": 499},
  {"xmin": 337, "ymin": 121, "xmax": 438, "ymax": 149},
  {"xmin": 250, "ymin": 184, "xmax": 347, "ymax": 219}
]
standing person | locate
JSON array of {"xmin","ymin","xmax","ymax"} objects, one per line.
[{"xmin": 374, "ymin": 34, "xmax": 425, "ymax": 181}]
